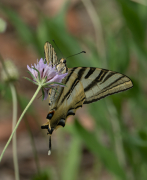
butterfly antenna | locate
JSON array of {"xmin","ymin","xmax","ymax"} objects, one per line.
[
  {"xmin": 52, "ymin": 39, "xmax": 64, "ymax": 58},
  {"xmin": 66, "ymin": 51, "xmax": 86, "ymax": 59}
]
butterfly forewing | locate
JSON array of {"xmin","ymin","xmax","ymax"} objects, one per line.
[
  {"xmin": 61, "ymin": 67, "xmax": 133, "ymax": 105},
  {"xmin": 44, "ymin": 42, "xmax": 58, "ymax": 65},
  {"xmin": 81, "ymin": 68, "xmax": 133, "ymax": 104}
]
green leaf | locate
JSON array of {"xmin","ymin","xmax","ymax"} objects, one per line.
[
  {"xmin": 61, "ymin": 137, "xmax": 81, "ymax": 180},
  {"xmin": 23, "ymin": 77, "xmax": 37, "ymax": 85},
  {"xmin": 41, "ymin": 88, "xmax": 45, "ymax": 100},
  {"xmin": 116, "ymin": 0, "xmax": 146, "ymax": 53},
  {"xmin": 27, "ymin": 71, "xmax": 37, "ymax": 81},
  {"xmin": 1, "ymin": 6, "xmax": 35, "ymax": 44},
  {"xmin": 74, "ymin": 119, "xmax": 127, "ymax": 179},
  {"xmin": 32, "ymin": 171, "xmax": 50, "ymax": 180}
]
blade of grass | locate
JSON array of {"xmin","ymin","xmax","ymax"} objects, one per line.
[{"xmin": 74, "ymin": 119, "xmax": 127, "ymax": 180}]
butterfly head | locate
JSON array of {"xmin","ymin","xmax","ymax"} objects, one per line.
[
  {"xmin": 60, "ymin": 58, "xmax": 66, "ymax": 64},
  {"xmin": 56, "ymin": 58, "xmax": 67, "ymax": 73}
]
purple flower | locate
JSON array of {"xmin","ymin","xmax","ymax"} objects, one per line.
[{"xmin": 27, "ymin": 58, "xmax": 68, "ymax": 100}]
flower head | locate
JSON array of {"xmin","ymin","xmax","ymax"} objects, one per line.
[{"xmin": 26, "ymin": 58, "xmax": 68, "ymax": 100}]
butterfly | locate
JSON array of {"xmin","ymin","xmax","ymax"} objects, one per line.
[{"xmin": 41, "ymin": 42, "xmax": 133, "ymax": 155}]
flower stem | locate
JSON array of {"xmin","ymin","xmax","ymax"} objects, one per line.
[
  {"xmin": 10, "ymin": 83, "xmax": 19, "ymax": 180},
  {"xmin": 0, "ymin": 85, "xmax": 42, "ymax": 162}
]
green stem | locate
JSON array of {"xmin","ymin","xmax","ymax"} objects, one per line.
[
  {"xmin": 0, "ymin": 85, "xmax": 42, "ymax": 162},
  {"xmin": 17, "ymin": 91, "xmax": 40, "ymax": 173},
  {"xmin": 10, "ymin": 83, "xmax": 19, "ymax": 180},
  {"xmin": 106, "ymin": 99, "xmax": 126, "ymax": 167}
]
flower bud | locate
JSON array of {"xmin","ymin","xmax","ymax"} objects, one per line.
[
  {"xmin": 0, "ymin": 18, "xmax": 7, "ymax": 33},
  {"xmin": 1, "ymin": 59, "xmax": 19, "ymax": 82}
]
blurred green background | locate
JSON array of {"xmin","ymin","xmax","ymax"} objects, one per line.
[{"xmin": 0, "ymin": 0, "xmax": 147, "ymax": 180}]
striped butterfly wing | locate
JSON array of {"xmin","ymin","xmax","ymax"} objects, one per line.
[
  {"xmin": 79, "ymin": 67, "xmax": 133, "ymax": 104},
  {"xmin": 44, "ymin": 42, "xmax": 58, "ymax": 66},
  {"xmin": 44, "ymin": 67, "xmax": 133, "ymax": 130}
]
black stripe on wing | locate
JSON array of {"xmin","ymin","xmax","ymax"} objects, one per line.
[
  {"xmin": 100, "ymin": 71, "xmax": 116, "ymax": 84},
  {"xmin": 84, "ymin": 85, "xmax": 132, "ymax": 104},
  {"xmin": 85, "ymin": 68, "xmax": 96, "ymax": 79},
  {"xmin": 61, "ymin": 67, "xmax": 86, "ymax": 103},
  {"xmin": 67, "ymin": 79, "xmax": 79, "ymax": 100},
  {"xmin": 66, "ymin": 104, "xmax": 83, "ymax": 118},
  {"xmin": 64, "ymin": 67, "xmax": 77, "ymax": 84},
  {"xmin": 66, "ymin": 109, "xmax": 75, "ymax": 117},
  {"xmin": 99, "ymin": 75, "xmax": 126, "ymax": 93},
  {"xmin": 75, "ymin": 97, "xmax": 86, "ymax": 106},
  {"xmin": 84, "ymin": 69, "xmax": 109, "ymax": 92},
  {"xmin": 56, "ymin": 67, "xmax": 78, "ymax": 105},
  {"xmin": 84, "ymin": 75, "xmax": 133, "ymax": 104}
]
